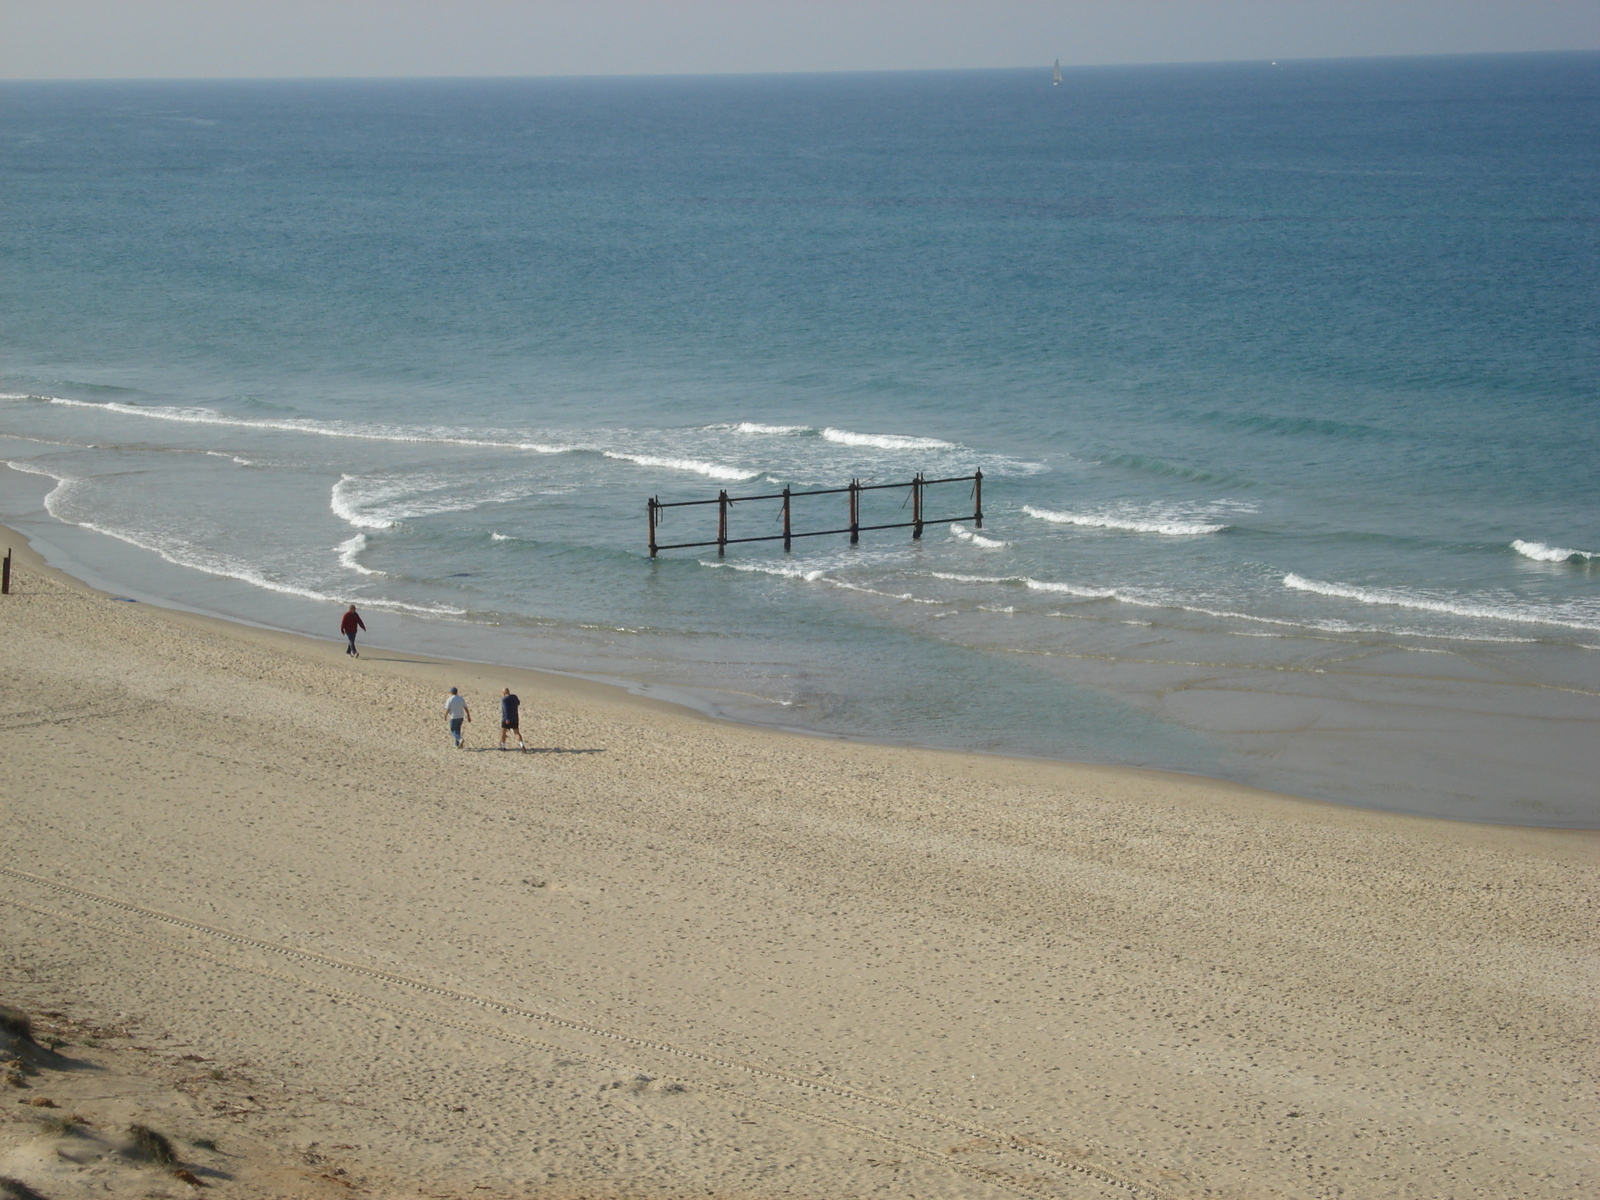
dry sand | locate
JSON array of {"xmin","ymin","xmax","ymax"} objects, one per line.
[{"xmin": 1, "ymin": 527, "xmax": 1595, "ymax": 1199}]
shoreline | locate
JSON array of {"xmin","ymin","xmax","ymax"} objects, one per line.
[
  {"xmin": 5, "ymin": 518, "xmax": 1593, "ymax": 845},
  {"xmin": 2, "ymin": 523, "xmax": 1596, "ymax": 1197}
]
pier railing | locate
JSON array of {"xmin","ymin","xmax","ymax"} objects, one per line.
[{"xmin": 648, "ymin": 471, "xmax": 982, "ymax": 557}]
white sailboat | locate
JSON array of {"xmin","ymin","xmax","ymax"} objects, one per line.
[{"xmin": 1052, "ymin": 59, "xmax": 1063, "ymax": 86}]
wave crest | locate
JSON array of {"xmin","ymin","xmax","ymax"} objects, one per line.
[
  {"xmin": 949, "ymin": 523, "xmax": 1008, "ymax": 548},
  {"xmin": 700, "ymin": 560, "xmax": 829, "ymax": 582},
  {"xmin": 726, "ymin": 422, "xmax": 812, "ymax": 435},
  {"xmin": 820, "ymin": 427, "xmax": 954, "ymax": 451},
  {"xmin": 336, "ymin": 533, "xmax": 384, "ymax": 576},
  {"xmin": 600, "ymin": 451, "xmax": 759, "ymax": 482},
  {"xmin": 1022, "ymin": 505, "xmax": 1227, "ymax": 535},
  {"xmin": 7, "ymin": 462, "xmax": 458, "ymax": 615},
  {"xmin": 1283, "ymin": 573, "xmax": 1600, "ymax": 631},
  {"xmin": 34, "ymin": 395, "xmax": 575, "ymax": 455},
  {"xmin": 1512, "ymin": 539, "xmax": 1596, "ymax": 564}
]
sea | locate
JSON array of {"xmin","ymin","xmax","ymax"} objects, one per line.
[{"xmin": 3, "ymin": 53, "xmax": 1597, "ymax": 826}]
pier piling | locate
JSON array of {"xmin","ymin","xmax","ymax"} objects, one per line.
[{"xmin": 644, "ymin": 472, "xmax": 985, "ymax": 557}]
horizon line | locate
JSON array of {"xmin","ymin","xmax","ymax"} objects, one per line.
[{"xmin": 3, "ymin": 46, "xmax": 1595, "ymax": 86}]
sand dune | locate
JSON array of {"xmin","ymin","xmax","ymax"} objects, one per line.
[{"xmin": 1, "ymin": 527, "xmax": 1595, "ymax": 1199}]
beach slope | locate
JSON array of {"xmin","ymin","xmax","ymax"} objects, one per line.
[{"xmin": 1, "ymin": 533, "xmax": 1594, "ymax": 1199}]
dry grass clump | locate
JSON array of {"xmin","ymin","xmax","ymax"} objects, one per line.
[
  {"xmin": 0, "ymin": 1006, "xmax": 34, "ymax": 1046},
  {"xmin": 127, "ymin": 1123, "xmax": 178, "ymax": 1166},
  {"xmin": 35, "ymin": 1113, "xmax": 84, "ymax": 1137}
]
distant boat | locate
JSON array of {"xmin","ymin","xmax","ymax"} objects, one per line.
[{"xmin": 1052, "ymin": 59, "xmax": 1063, "ymax": 86}]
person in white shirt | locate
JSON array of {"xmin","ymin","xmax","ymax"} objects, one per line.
[{"xmin": 444, "ymin": 687, "xmax": 471, "ymax": 748}]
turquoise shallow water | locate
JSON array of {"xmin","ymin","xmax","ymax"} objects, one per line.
[{"xmin": 2, "ymin": 54, "xmax": 1597, "ymax": 824}]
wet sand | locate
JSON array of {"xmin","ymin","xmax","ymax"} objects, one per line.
[{"xmin": 1, "ymin": 525, "xmax": 1595, "ymax": 1199}]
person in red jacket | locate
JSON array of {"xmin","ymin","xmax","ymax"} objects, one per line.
[{"xmin": 340, "ymin": 604, "xmax": 366, "ymax": 657}]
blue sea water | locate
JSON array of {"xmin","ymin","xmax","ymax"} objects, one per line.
[{"xmin": 2, "ymin": 54, "xmax": 1597, "ymax": 825}]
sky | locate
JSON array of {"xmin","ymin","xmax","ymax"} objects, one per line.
[{"xmin": 1, "ymin": 1, "xmax": 1597, "ymax": 80}]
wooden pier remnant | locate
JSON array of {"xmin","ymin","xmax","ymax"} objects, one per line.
[{"xmin": 647, "ymin": 471, "xmax": 983, "ymax": 557}]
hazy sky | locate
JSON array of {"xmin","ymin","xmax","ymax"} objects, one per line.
[{"xmin": 2, "ymin": 1, "xmax": 1597, "ymax": 80}]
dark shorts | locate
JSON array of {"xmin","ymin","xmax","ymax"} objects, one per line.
[{"xmin": 501, "ymin": 719, "xmax": 519, "ymax": 731}]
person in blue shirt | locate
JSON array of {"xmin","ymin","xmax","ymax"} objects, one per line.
[{"xmin": 499, "ymin": 687, "xmax": 525, "ymax": 751}]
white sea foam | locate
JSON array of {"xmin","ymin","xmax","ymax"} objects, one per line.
[
  {"xmin": 927, "ymin": 570, "xmax": 1026, "ymax": 585},
  {"xmin": 336, "ymin": 533, "xmax": 383, "ymax": 576},
  {"xmin": 6, "ymin": 461, "xmax": 459, "ymax": 615},
  {"xmin": 820, "ymin": 427, "xmax": 955, "ymax": 451},
  {"xmin": 37, "ymin": 395, "xmax": 575, "ymax": 454},
  {"xmin": 920, "ymin": 563, "xmax": 1552, "ymax": 643},
  {"xmin": 601, "ymin": 451, "xmax": 760, "ymax": 482},
  {"xmin": 18, "ymin": 395, "xmax": 1051, "ymax": 491},
  {"xmin": 1283, "ymin": 573, "xmax": 1600, "ymax": 631},
  {"xmin": 4, "ymin": 459, "xmax": 67, "ymax": 484},
  {"xmin": 949, "ymin": 523, "xmax": 1008, "ymax": 548},
  {"xmin": 490, "ymin": 532, "xmax": 512, "ymax": 541},
  {"xmin": 728, "ymin": 422, "xmax": 811, "ymax": 435},
  {"xmin": 0, "ymin": 432, "xmax": 87, "ymax": 450},
  {"xmin": 1022, "ymin": 504, "xmax": 1228, "ymax": 535},
  {"xmin": 828, "ymin": 579, "xmax": 946, "ymax": 604},
  {"xmin": 1512, "ymin": 539, "xmax": 1596, "ymax": 564},
  {"xmin": 331, "ymin": 475, "xmax": 400, "ymax": 529},
  {"xmin": 1024, "ymin": 579, "xmax": 1119, "ymax": 598},
  {"xmin": 695, "ymin": 547, "xmax": 1581, "ymax": 647},
  {"xmin": 925, "ymin": 570, "xmax": 1116, "ymax": 598},
  {"xmin": 331, "ymin": 473, "xmax": 547, "ymax": 530},
  {"xmin": 700, "ymin": 560, "xmax": 830, "ymax": 582}
]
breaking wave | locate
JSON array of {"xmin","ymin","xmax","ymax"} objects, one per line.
[
  {"xmin": 726, "ymin": 422, "xmax": 811, "ymax": 435},
  {"xmin": 1283, "ymin": 573, "xmax": 1600, "ymax": 631},
  {"xmin": 600, "ymin": 451, "xmax": 760, "ymax": 482},
  {"xmin": 926, "ymin": 571, "xmax": 1116, "ymax": 599},
  {"xmin": 820, "ymin": 427, "xmax": 955, "ymax": 451},
  {"xmin": 699, "ymin": 560, "xmax": 829, "ymax": 582},
  {"xmin": 331, "ymin": 474, "xmax": 502, "ymax": 530},
  {"xmin": 31, "ymin": 395, "xmax": 575, "ymax": 454},
  {"xmin": 920, "ymin": 567, "xmax": 1554, "ymax": 642},
  {"xmin": 1512, "ymin": 539, "xmax": 1597, "ymax": 564},
  {"xmin": 6, "ymin": 460, "xmax": 460, "ymax": 615},
  {"xmin": 949, "ymin": 523, "xmax": 1008, "ymax": 548},
  {"xmin": 336, "ymin": 533, "xmax": 383, "ymax": 576},
  {"xmin": 1022, "ymin": 505, "xmax": 1228, "ymax": 535},
  {"xmin": 19, "ymin": 396, "xmax": 759, "ymax": 483}
]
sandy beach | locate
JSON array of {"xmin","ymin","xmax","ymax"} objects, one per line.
[{"xmin": 1, "ymin": 525, "xmax": 1595, "ymax": 1199}]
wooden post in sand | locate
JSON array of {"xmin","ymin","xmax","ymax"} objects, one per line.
[
  {"xmin": 782, "ymin": 487, "xmax": 792, "ymax": 552},
  {"xmin": 849, "ymin": 479, "xmax": 860, "ymax": 545},
  {"xmin": 2, "ymin": 548, "xmax": 9, "ymax": 595},
  {"xmin": 717, "ymin": 490, "xmax": 729, "ymax": 557},
  {"xmin": 973, "ymin": 469, "xmax": 984, "ymax": 529},
  {"xmin": 647, "ymin": 497, "xmax": 659, "ymax": 558},
  {"xmin": 912, "ymin": 473, "xmax": 924, "ymax": 540}
]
